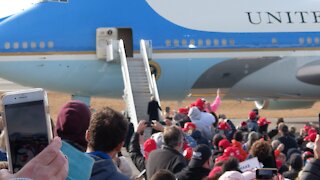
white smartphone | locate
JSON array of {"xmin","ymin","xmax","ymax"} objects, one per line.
[{"xmin": 1, "ymin": 88, "xmax": 52, "ymax": 173}]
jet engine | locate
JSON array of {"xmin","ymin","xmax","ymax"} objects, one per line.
[{"xmin": 254, "ymin": 100, "xmax": 315, "ymax": 110}]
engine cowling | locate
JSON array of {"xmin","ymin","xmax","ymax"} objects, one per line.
[{"xmin": 254, "ymin": 100, "xmax": 315, "ymax": 110}]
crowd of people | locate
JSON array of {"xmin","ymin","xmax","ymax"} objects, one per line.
[{"xmin": 0, "ymin": 92, "xmax": 319, "ymax": 180}]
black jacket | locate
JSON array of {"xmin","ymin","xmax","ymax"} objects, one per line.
[
  {"xmin": 147, "ymin": 100, "xmax": 162, "ymax": 121},
  {"xmin": 175, "ymin": 166, "xmax": 210, "ymax": 180},
  {"xmin": 129, "ymin": 132, "xmax": 146, "ymax": 172},
  {"xmin": 268, "ymin": 128, "xmax": 278, "ymax": 139},
  {"xmin": 299, "ymin": 158, "xmax": 320, "ymax": 180},
  {"xmin": 146, "ymin": 145, "xmax": 187, "ymax": 179},
  {"xmin": 277, "ymin": 135, "xmax": 298, "ymax": 155}
]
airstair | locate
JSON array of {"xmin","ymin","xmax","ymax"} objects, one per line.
[{"xmin": 118, "ymin": 39, "xmax": 162, "ymax": 130}]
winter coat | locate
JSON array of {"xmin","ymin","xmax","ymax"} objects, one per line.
[
  {"xmin": 277, "ymin": 135, "xmax": 298, "ymax": 155},
  {"xmin": 146, "ymin": 145, "xmax": 187, "ymax": 179},
  {"xmin": 147, "ymin": 100, "xmax": 162, "ymax": 121},
  {"xmin": 129, "ymin": 132, "xmax": 145, "ymax": 172},
  {"xmin": 299, "ymin": 158, "xmax": 320, "ymax": 180}
]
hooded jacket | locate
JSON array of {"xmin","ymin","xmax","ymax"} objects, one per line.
[{"xmin": 188, "ymin": 107, "xmax": 212, "ymax": 140}]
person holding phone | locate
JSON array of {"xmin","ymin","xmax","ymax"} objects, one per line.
[
  {"xmin": 0, "ymin": 137, "xmax": 68, "ymax": 180},
  {"xmin": 1, "ymin": 89, "xmax": 53, "ymax": 172}
]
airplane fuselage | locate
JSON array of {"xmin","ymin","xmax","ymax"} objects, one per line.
[{"xmin": 0, "ymin": 0, "xmax": 320, "ymax": 104}]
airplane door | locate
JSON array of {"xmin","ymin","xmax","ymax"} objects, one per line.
[{"xmin": 96, "ymin": 28, "xmax": 133, "ymax": 60}]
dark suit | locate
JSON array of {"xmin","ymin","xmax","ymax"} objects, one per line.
[{"xmin": 147, "ymin": 100, "xmax": 162, "ymax": 122}]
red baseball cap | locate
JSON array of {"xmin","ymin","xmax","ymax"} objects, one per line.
[
  {"xmin": 182, "ymin": 122, "xmax": 196, "ymax": 132},
  {"xmin": 178, "ymin": 107, "xmax": 189, "ymax": 115},
  {"xmin": 240, "ymin": 121, "xmax": 247, "ymax": 127},
  {"xmin": 218, "ymin": 121, "xmax": 230, "ymax": 130},
  {"xmin": 218, "ymin": 139, "xmax": 230, "ymax": 149},
  {"xmin": 249, "ymin": 111, "xmax": 256, "ymax": 119},
  {"xmin": 257, "ymin": 117, "xmax": 271, "ymax": 126},
  {"xmin": 195, "ymin": 98, "xmax": 205, "ymax": 111},
  {"xmin": 143, "ymin": 138, "xmax": 157, "ymax": 159}
]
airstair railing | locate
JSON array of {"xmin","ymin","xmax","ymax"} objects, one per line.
[
  {"xmin": 118, "ymin": 39, "xmax": 138, "ymax": 128},
  {"xmin": 140, "ymin": 39, "xmax": 163, "ymax": 119},
  {"xmin": 140, "ymin": 39, "xmax": 154, "ymax": 94}
]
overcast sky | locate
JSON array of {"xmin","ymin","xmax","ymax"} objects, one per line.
[{"xmin": 0, "ymin": 0, "xmax": 38, "ymax": 18}]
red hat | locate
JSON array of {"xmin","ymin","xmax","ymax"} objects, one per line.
[
  {"xmin": 304, "ymin": 133, "xmax": 317, "ymax": 142},
  {"xmin": 223, "ymin": 147, "xmax": 241, "ymax": 161},
  {"xmin": 257, "ymin": 117, "xmax": 271, "ymax": 126},
  {"xmin": 218, "ymin": 121, "xmax": 230, "ymax": 130},
  {"xmin": 178, "ymin": 107, "xmax": 189, "ymax": 115},
  {"xmin": 208, "ymin": 166, "xmax": 223, "ymax": 178},
  {"xmin": 183, "ymin": 147, "xmax": 193, "ymax": 161},
  {"xmin": 182, "ymin": 122, "xmax": 196, "ymax": 132},
  {"xmin": 218, "ymin": 139, "xmax": 230, "ymax": 149},
  {"xmin": 143, "ymin": 138, "xmax": 157, "ymax": 160},
  {"xmin": 249, "ymin": 111, "xmax": 256, "ymax": 119},
  {"xmin": 240, "ymin": 121, "xmax": 247, "ymax": 127},
  {"xmin": 195, "ymin": 98, "xmax": 205, "ymax": 111}
]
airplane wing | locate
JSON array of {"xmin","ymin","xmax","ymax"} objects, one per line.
[{"xmin": 0, "ymin": 78, "xmax": 31, "ymax": 92}]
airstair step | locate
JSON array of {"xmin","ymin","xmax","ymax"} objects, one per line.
[
  {"xmin": 127, "ymin": 58, "xmax": 143, "ymax": 62},
  {"xmin": 128, "ymin": 68, "xmax": 145, "ymax": 72},
  {"xmin": 132, "ymin": 84, "xmax": 149, "ymax": 87},
  {"xmin": 130, "ymin": 78, "xmax": 148, "ymax": 82},
  {"xmin": 133, "ymin": 96, "xmax": 150, "ymax": 100},
  {"xmin": 131, "ymin": 84, "xmax": 149, "ymax": 88},
  {"xmin": 128, "ymin": 65, "xmax": 144, "ymax": 68},
  {"xmin": 130, "ymin": 77, "xmax": 148, "ymax": 81}
]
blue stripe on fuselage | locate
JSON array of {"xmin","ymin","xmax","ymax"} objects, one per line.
[{"xmin": 0, "ymin": 0, "xmax": 320, "ymax": 54}]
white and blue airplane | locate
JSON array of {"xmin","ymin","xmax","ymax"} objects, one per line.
[{"xmin": 0, "ymin": 0, "xmax": 320, "ymax": 109}]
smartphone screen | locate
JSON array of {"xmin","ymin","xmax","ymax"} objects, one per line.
[
  {"xmin": 4, "ymin": 100, "xmax": 49, "ymax": 173},
  {"xmin": 256, "ymin": 168, "xmax": 277, "ymax": 179}
]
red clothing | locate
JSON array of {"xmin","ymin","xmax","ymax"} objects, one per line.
[{"xmin": 231, "ymin": 140, "xmax": 248, "ymax": 162}]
